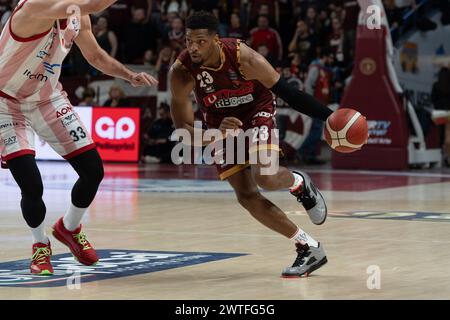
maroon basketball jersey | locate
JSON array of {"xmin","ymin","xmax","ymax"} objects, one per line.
[{"xmin": 176, "ymin": 38, "xmax": 275, "ymax": 129}]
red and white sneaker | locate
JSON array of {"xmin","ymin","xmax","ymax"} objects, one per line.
[
  {"xmin": 52, "ymin": 217, "xmax": 99, "ymax": 266},
  {"xmin": 30, "ymin": 242, "xmax": 53, "ymax": 275}
]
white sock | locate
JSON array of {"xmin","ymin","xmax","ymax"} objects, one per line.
[
  {"xmin": 63, "ymin": 204, "xmax": 88, "ymax": 231},
  {"xmin": 289, "ymin": 172, "xmax": 304, "ymax": 191},
  {"xmin": 31, "ymin": 222, "xmax": 49, "ymax": 244},
  {"xmin": 290, "ymin": 227, "xmax": 319, "ymax": 248}
]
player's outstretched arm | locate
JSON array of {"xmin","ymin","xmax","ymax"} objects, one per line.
[
  {"xmin": 239, "ymin": 42, "xmax": 333, "ymax": 121},
  {"xmin": 21, "ymin": 0, "xmax": 119, "ymax": 19},
  {"xmin": 75, "ymin": 16, "xmax": 157, "ymax": 87}
]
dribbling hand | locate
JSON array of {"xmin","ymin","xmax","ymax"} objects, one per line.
[{"xmin": 219, "ymin": 117, "xmax": 243, "ymax": 137}]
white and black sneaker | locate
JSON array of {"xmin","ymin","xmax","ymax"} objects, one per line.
[
  {"xmin": 290, "ymin": 171, "xmax": 327, "ymax": 225},
  {"xmin": 281, "ymin": 243, "xmax": 327, "ymax": 278}
]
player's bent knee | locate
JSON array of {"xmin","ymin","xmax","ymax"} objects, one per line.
[
  {"xmin": 7, "ymin": 155, "xmax": 44, "ymax": 200},
  {"xmin": 88, "ymin": 162, "xmax": 104, "ymax": 185},
  {"xmin": 70, "ymin": 149, "xmax": 104, "ymax": 185},
  {"xmin": 22, "ymin": 181, "xmax": 44, "ymax": 201}
]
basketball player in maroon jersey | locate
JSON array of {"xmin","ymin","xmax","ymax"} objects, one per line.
[{"xmin": 170, "ymin": 12, "xmax": 334, "ymax": 277}]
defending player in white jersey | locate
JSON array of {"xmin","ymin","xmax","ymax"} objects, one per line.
[{"xmin": 0, "ymin": 0, "xmax": 157, "ymax": 275}]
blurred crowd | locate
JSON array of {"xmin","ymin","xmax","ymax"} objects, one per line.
[{"xmin": 0, "ymin": 0, "xmax": 447, "ymax": 164}]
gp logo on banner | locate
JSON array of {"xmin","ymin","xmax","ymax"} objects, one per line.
[
  {"xmin": 92, "ymin": 108, "xmax": 140, "ymax": 162},
  {"xmin": 0, "ymin": 250, "xmax": 246, "ymax": 287}
]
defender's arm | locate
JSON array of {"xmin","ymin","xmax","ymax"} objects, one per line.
[
  {"xmin": 21, "ymin": 0, "xmax": 119, "ymax": 19},
  {"xmin": 75, "ymin": 16, "xmax": 157, "ymax": 87}
]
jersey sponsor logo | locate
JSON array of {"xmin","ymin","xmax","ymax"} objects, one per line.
[
  {"xmin": 61, "ymin": 113, "xmax": 78, "ymax": 127},
  {"xmin": 0, "ymin": 249, "xmax": 245, "ymax": 287},
  {"xmin": 3, "ymin": 136, "xmax": 17, "ymax": 146},
  {"xmin": 36, "ymin": 31, "xmax": 57, "ymax": 60},
  {"xmin": 253, "ymin": 111, "xmax": 274, "ymax": 118},
  {"xmin": 56, "ymin": 105, "xmax": 73, "ymax": 119},
  {"xmin": 215, "ymin": 93, "xmax": 254, "ymax": 108},
  {"xmin": 203, "ymin": 82, "xmax": 255, "ymax": 108},
  {"xmin": 0, "ymin": 122, "xmax": 19, "ymax": 130},
  {"xmin": 43, "ymin": 62, "xmax": 61, "ymax": 75},
  {"xmin": 23, "ymin": 69, "xmax": 48, "ymax": 82}
]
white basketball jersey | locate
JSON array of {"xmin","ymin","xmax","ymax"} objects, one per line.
[{"xmin": 0, "ymin": 0, "xmax": 80, "ymax": 102}]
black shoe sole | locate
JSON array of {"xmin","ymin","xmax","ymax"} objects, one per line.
[{"xmin": 281, "ymin": 256, "xmax": 328, "ymax": 278}]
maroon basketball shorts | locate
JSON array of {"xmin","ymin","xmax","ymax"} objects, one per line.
[{"xmin": 212, "ymin": 108, "xmax": 281, "ymax": 180}]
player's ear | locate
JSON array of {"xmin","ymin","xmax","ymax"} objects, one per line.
[{"xmin": 213, "ymin": 33, "xmax": 219, "ymax": 42}]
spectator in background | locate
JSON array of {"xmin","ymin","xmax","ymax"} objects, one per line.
[
  {"xmin": 383, "ymin": 0, "xmax": 404, "ymax": 29},
  {"xmin": 164, "ymin": 15, "xmax": 185, "ymax": 54},
  {"xmin": 440, "ymin": 0, "xmax": 450, "ymax": 25},
  {"xmin": 131, "ymin": 0, "xmax": 154, "ymax": 22},
  {"xmin": 431, "ymin": 67, "xmax": 450, "ymax": 166},
  {"xmin": 212, "ymin": 1, "xmax": 233, "ymax": 37},
  {"xmin": 316, "ymin": 8, "xmax": 331, "ymax": 45},
  {"xmin": 256, "ymin": 44, "xmax": 278, "ymax": 67},
  {"xmin": 227, "ymin": 13, "xmax": 249, "ymax": 40},
  {"xmin": 78, "ymin": 87, "xmax": 97, "ymax": 106},
  {"xmin": 190, "ymin": 0, "xmax": 220, "ymax": 13},
  {"xmin": 94, "ymin": 16, "xmax": 118, "ymax": 58},
  {"xmin": 0, "ymin": 0, "xmax": 16, "ymax": 33},
  {"xmin": 395, "ymin": 0, "xmax": 437, "ymax": 32},
  {"xmin": 143, "ymin": 103, "xmax": 175, "ymax": 164},
  {"xmin": 288, "ymin": 19, "xmax": 317, "ymax": 68},
  {"xmin": 249, "ymin": 15, "xmax": 283, "ymax": 62},
  {"xmin": 276, "ymin": 60, "xmax": 304, "ymax": 142},
  {"xmin": 124, "ymin": 8, "xmax": 158, "ymax": 64},
  {"xmin": 103, "ymin": 85, "xmax": 131, "ymax": 107},
  {"xmin": 157, "ymin": 2, "xmax": 186, "ymax": 46},
  {"xmin": 140, "ymin": 106, "xmax": 155, "ymax": 162},
  {"xmin": 249, "ymin": 0, "xmax": 279, "ymax": 28},
  {"xmin": 305, "ymin": 6, "xmax": 322, "ymax": 38},
  {"xmin": 156, "ymin": 46, "xmax": 175, "ymax": 93},
  {"xmin": 331, "ymin": 2, "xmax": 346, "ymax": 20},
  {"xmin": 276, "ymin": 0, "xmax": 296, "ymax": 53},
  {"xmin": 108, "ymin": 0, "xmax": 133, "ymax": 37},
  {"xmin": 162, "ymin": 0, "xmax": 188, "ymax": 18},
  {"xmin": 297, "ymin": 49, "xmax": 334, "ymax": 165},
  {"xmin": 341, "ymin": 0, "xmax": 359, "ymax": 58},
  {"xmin": 328, "ymin": 18, "xmax": 344, "ymax": 63},
  {"xmin": 143, "ymin": 49, "xmax": 156, "ymax": 66}
]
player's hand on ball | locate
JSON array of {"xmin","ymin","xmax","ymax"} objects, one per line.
[
  {"xmin": 219, "ymin": 117, "xmax": 243, "ymax": 137},
  {"xmin": 324, "ymin": 108, "xmax": 369, "ymax": 153},
  {"xmin": 130, "ymin": 72, "xmax": 158, "ymax": 87}
]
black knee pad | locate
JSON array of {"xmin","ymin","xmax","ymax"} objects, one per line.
[
  {"xmin": 7, "ymin": 155, "xmax": 44, "ymax": 200},
  {"xmin": 69, "ymin": 149, "xmax": 104, "ymax": 186},
  {"xmin": 7, "ymin": 155, "xmax": 46, "ymax": 228},
  {"xmin": 21, "ymin": 198, "xmax": 46, "ymax": 228},
  {"xmin": 69, "ymin": 149, "xmax": 104, "ymax": 208}
]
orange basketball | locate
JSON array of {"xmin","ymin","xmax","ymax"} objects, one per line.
[{"xmin": 324, "ymin": 108, "xmax": 369, "ymax": 153}]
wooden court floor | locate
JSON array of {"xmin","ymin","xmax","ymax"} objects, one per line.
[{"xmin": 1, "ymin": 162, "xmax": 450, "ymax": 299}]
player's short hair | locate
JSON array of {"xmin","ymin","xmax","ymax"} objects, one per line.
[{"xmin": 185, "ymin": 11, "xmax": 219, "ymax": 34}]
